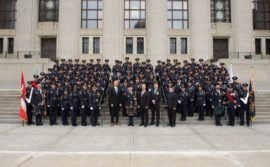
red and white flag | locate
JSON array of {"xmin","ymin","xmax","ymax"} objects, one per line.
[{"xmin": 19, "ymin": 72, "xmax": 28, "ymax": 122}]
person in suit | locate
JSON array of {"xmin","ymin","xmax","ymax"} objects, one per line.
[
  {"xmin": 108, "ymin": 81, "xmax": 122, "ymax": 126},
  {"xmin": 26, "ymin": 81, "xmax": 34, "ymax": 125},
  {"xmin": 150, "ymin": 82, "xmax": 161, "ymax": 126},
  {"xmin": 138, "ymin": 84, "xmax": 150, "ymax": 127},
  {"xmin": 167, "ymin": 87, "xmax": 178, "ymax": 127}
]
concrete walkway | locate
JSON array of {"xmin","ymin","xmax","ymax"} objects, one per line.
[{"xmin": 0, "ymin": 124, "xmax": 270, "ymax": 167}]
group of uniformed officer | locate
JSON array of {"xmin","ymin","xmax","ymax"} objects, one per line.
[{"xmin": 24, "ymin": 57, "xmax": 252, "ymax": 127}]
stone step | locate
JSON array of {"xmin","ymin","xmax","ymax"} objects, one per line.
[{"xmin": 0, "ymin": 95, "xmax": 20, "ymax": 101}]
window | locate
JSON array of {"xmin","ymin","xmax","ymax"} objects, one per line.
[
  {"xmin": 137, "ymin": 37, "xmax": 144, "ymax": 54},
  {"xmin": 82, "ymin": 37, "xmax": 89, "ymax": 54},
  {"xmin": 255, "ymin": 38, "xmax": 261, "ymax": 54},
  {"xmin": 0, "ymin": 38, "xmax": 3, "ymax": 54},
  {"xmin": 181, "ymin": 38, "xmax": 187, "ymax": 54},
  {"xmin": 168, "ymin": 0, "xmax": 189, "ymax": 29},
  {"xmin": 0, "ymin": 0, "xmax": 17, "ymax": 29},
  {"xmin": 253, "ymin": 0, "xmax": 270, "ymax": 30},
  {"xmin": 39, "ymin": 0, "xmax": 59, "ymax": 22},
  {"xmin": 126, "ymin": 37, "xmax": 133, "ymax": 54},
  {"xmin": 82, "ymin": 0, "xmax": 103, "ymax": 29},
  {"xmin": 266, "ymin": 39, "xmax": 270, "ymax": 55},
  {"xmin": 211, "ymin": 0, "xmax": 231, "ymax": 23},
  {"xmin": 8, "ymin": 38, "xmax": 14, "ymax": 54},
  {"xmin": 124, "ymin": 0, "xmax": 146, "ymax": 29},
  {"xmin": 93, "ymin": 37, "xmax": 100, "ymax": 54},
  {"xmin": 170, "ymin": 38, "xmax": 176, "ymax": 54}
]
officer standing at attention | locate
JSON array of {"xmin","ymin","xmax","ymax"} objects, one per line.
[
  {"xmin": 239, "ymin": 83, "xmax": 251, "ymax": 126},
  {"xmin": 150, "ymin": 82, "xmax": 161, "ymax": 127},
  {"xmin": 47, "ymin": 82, "xmax": 58, "ymax": 126},
  {"xmin": 31, "ymin": 82, "xmax": 44, "ymax": 126},
  {"xmin": 179, "ymin": 85, "xmax": 189, "ymax": 121},
  {"xmin": 89, "ymin": 85, "xmax": 100, "ymax": 127},
  {"xmin": 26, "ymin": 81, "xmax": 34, "ymax": 125},
  {"xmin": 70, "ymin": 86, "xmax": 80, "ymax": 126},
  {"xmin": 196, "ymin": 84, "xmax": 206, "ymax": 121},
  {"xmin": 79, "ymin": 84, "xmax": 89, "ymax": 126},
  {"xmin": 226, "ymin": 84, "xmax": 239, "ymax": 126},
  {"xmin": 125, "ymin": 84, "xmax": 137, "ymax": 126},
  {"xmin": 60, "ymin": 88, "xmax": 70, "ymax": 126},
  {"xmin": 212, "ymin": 84, "xmax": 226, "ymax": 126}
]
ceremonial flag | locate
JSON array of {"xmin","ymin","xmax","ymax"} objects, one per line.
[
  {"xmin": 19, "ymin": 72, "xmax": 28, "ymax": 122},
  {"xmin": 249, "ymin": 68, "xmax": 256, "ymax": 122},
  {"xmin": 35, "ymin": 65, "xmax": 39, "ymax": 75},
  {"xmin": 229, "ymin": 64, "xmax": 233, "ymax": 83}
]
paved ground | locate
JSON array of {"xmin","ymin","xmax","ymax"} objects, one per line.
[{"xmin": 0, "ymin": 124, "xmax": 270, "ymax": 167}]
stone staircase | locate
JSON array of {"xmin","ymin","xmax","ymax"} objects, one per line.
[{"xmin": 0, "ymin": 90, "xmax": 270, "ymax": 125}]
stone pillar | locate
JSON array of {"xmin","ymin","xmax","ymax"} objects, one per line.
[
  {"xmin": 103, "ymin": 0, "xmax": 122, "ymax": 62},
  {"xmin": 232, "ymin": 0, "xmax": 253, "ymax": 53},
  {"xmin": 192, "ymin": 0, "xmax": 211, "ymax": 60},
  {"xmin": 58, "ymin": 0, "xmax": 79, "ymax": 59},
  {"xmin": 147, "ymin": 0, "xmax": 167, "ymax": 63}
]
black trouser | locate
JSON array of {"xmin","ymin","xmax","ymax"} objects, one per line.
[
  {"xmin": 110, "ymin": 106, "xmax": 120, "ymax": 123},
  {"xmin": 167, "ymin": 108, "xmax": 176, "ymax": 125},
  {"xmin": 81, "ymin": 106, "xmax": 88, "ymax": 126},
  {"xmin": 90, "ymin": 107, "xmax": 99, "ymax": 126},
  {"xmin": 240, "ymin": 104, "xmax": 250, "ymax": 125},
  {"xmin": 205, "ymin": 99, "xmax": 212, "ymax": 116},
  {"xmin": 198, "ymin": 105, "xmax": 204, "ymax": 120},
  {"xmin": 49, "ymin": 106, "xmax": 57, "ymax": 125},
  {"xmin": 128, "ymin": 116, "xmax": 134, "ymax": 125},
  {"xmin": 215, "ymin": 114, "xmax": 221, "ymax": 125},
  {"xmin": 26, "ymin": 103, "xmax": 33, "ymax": 124},
  {"xmin": 227, "ymin": 107, "xmax": 235, "ymax": 126},
  {"xmin": 181, "ymin": 104, "xmax": 188, "ymax": 120},
  {"xmin": 71, "ymin": 106, "xmax": 78, "ymax": 126},
  {"xmin": 151, "ymin": 103, "xmax": 160, "ymax": 125},
  {"xmin": 35, "ymin": 115, "xmax": 42, "ymax": 125},
  {"xmin": 61, "ymin": 107, "xmax": 69, "ymax": 125},
  {"xmin": 140, "ymin": 107, "xmax": 148, "ymax": 126},
  {"xmin": 188, "ymin": 100, "xmax": 194, "ymax": 116}
]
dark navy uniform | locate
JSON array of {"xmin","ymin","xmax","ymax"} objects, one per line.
[
  {"xmin": 47, "ymin": 86, "xmax": 58, "ymax": 125},
  {"xmin": 89, "ymin": 89, "xmax": 100, "ymax": 126},
  {"xmin": 226, "ymin": 86, "xmax": 239, "ymax": 126},
  {"xmin": 26, "ymin": 82, "xmax": 34, "ymax": 125},
  {"xmin": 79, "ymin": 87, "xmax": 89, "ymax": 126},
  {"xmin": 178, "ymin": 88, "xmax": 189, "ymax": 121},
  {"xmin": 166, "ymin": 92, "xmax": 178, "ymax": 127},
  {"xmin": 31, "ymin": 87, "xmax": 44, "ymax": 126},
  {"xmin": 60, "ymin": 91, "xmax": 70, "ymax": 125},
  {"xmin": 196, "ymin": 88, "xmax": 206, "ymax": 121},
  {"xmin": 70, "ymin": 88, "xmax": 80, "ymax": 126},
  {"xmin": 239, "ymin": 83, "xmax": 251, "ymax": 126}
]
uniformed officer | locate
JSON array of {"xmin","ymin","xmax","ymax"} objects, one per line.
[
  {"xmin": 197, "ymin": 84, "xmax": 206, "ymax": 121},
  {"xmin": 239, "ymin": 83, "xmax": 251, "ymax": 126},
  {"xmin": 226, "ymin": 84, "xmax": 239, "ymax": 126},
  {"xmin": 79, "ymin": 84, "xmax": 89, "ymax": 126},
  {"xmin": 70, "ymin": 86, "xmax": 80, "ymax": 126},
  {"xmin": 47, "ymin": 82, "xmax": 58, "ymax": 126},
  {"xmin": 150, "ymin": 82, "xmax": 161, "ymax": 126},
  {"xmin": 89, "ymin": 85, "xmax": 100, "ymax": 126},
  {"xmin": 60, "ymin": 88, "xmax": 70, "ymax": 125},
  {"xmin": 187, "ymin": 81, "xmax": 195, "ymax": 117},
  {"xmin": 178, "ymin": 85, "xmax": 189, "ymax": 121},
  {"xmin": 212, "ymin": 84, "xmax": 226, "ymax": 126},
  {"xmin": 31, "ymin": 82, "xmax": 44, "ymax": 126},
  {"xmin": 26, "ymin": 81, "xmax": 34, "ymax": 125},
  {"xmin": 125, "ymin": 84, "xmax": 137, "ymax": 126}
]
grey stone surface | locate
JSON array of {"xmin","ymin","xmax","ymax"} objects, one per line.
[{"xmin": 0, "ymin": 124, "xmax": 270, "ymax": 166}]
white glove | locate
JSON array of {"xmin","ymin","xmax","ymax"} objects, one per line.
[
  {"xmin": 99, "ymin": 107, "xmax": 101, "ymax": 110},
  {"xmin": 203, "ymin": 104, "xmax": 206, "ymax": 107},
  {"xmin": 178, "ymin": 100, "xmax": 181, "ymax": 104},
  {"xmin": 210, "ymin": 99, "xmax": 212, "ymax": 102},
  {"xmin": 70, "ymin": 107, "xmax": 73, "ymax": 110},
  {"xmin": 191, "ymin": 99, "xmax": 194, "ymax": 102},
  {"xmin": 148, "ymin": 89, "xmax": 151, "ymax": 91},
  {"xmin": 90, "ymin": 107, "xmax": 93, "ymax": 110},
  {"xmin": 81, "ymin": 105, "xmax": 85, "ymax": 109},
  {"xmin": 47, "ymin": 105, "xmax": 50, "ymax": 107},
  {"xmin": 234, "ymin": 106, "xmax": 237, "ymax": 109},
  {"xmin": 238, "ymin": 105, "xmax": 241, "ymax": 108},
  {"xmin": 61, "ymin": 108, "xmax": 64, "ymax": 111}
]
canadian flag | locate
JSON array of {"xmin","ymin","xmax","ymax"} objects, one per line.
[{"xmin": 19, "ymin": 72, "xmax": 28, "ymax": 122}]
